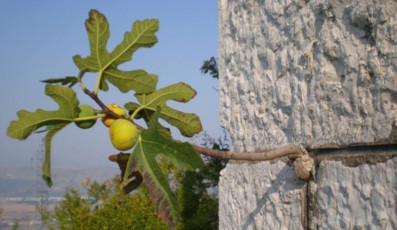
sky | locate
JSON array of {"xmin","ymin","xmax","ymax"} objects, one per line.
[{"xmin": 0, "ymin": 1, "xmax": 220, "ymax": 169}]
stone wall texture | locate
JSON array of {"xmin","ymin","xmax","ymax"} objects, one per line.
[
  {"xmin": 218, "ymin": 0, "xmax": 397, "ymax": 229},
  {"xmin": 219, "ymin": 0, "xmax": 397, "ymax": 151},
  {"xmin": 315, "ymin": 157, "xmax": 397, "ymax": 229},
  {"xmin": 219, "ymin": 161, "xmax": 306, "ymax": 229}
]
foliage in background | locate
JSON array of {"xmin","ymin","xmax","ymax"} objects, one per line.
[
  {"xmin": 39, "ymin": 177, "xmax": 170, "ymax": 230},
  {"xmin": 200, "ymin": 57, "xmax": 218, "ymax": 79},
  {"xmin": 177, "ymin": 131, "xmax": 228, "ymax": 230}
]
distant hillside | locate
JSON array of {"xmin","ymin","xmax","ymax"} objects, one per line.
[
  {"xmin": 0, "ymin": 164, "xmax": 120, "ymax": 198},
  {"xmin": 0, "ymin": 178, "xmax": 36, "ymax": 197}
]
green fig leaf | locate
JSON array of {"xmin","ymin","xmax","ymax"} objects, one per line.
[
  {"xmin": 7, "ymin": 84, "xmax": 79, "ymax": 187},
  {"xmin": 134, "ymin": 82, "xmax": 203, "ymax": 137},
  {"xmin": 73, "ymin": 9, "xmax": 158, "ymax": 94},
  {"xmin": 125, "ymin": 107, "xmax": 203, "ymax": 227},
  {"xmin": 7, "ymin": 84, "xmax": 79, "ymax": 140},
  {"xmin": 42, "ymin": 123, "xmax": 69, "ymax": 187}
]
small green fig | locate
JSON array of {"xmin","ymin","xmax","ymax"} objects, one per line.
[
  {"xmin": 75, "ymin": 104, "xmax": 97, "ymax": 129},
  {"xmin": 109, "ymin": 119, "xmax": 140, "ymax": 151}
]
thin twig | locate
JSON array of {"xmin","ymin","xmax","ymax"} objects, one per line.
[
  {"xmin": 192, "ymin": 143, "xmax": 313, "ymax": 180},
  {"xmin": 192, "ymin": 144, "xmax": 308, "ymax": 161}
]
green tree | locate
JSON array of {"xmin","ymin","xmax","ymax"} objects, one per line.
[
  {"xmin": 40, "ymin": 177, "xmax": 170, "ymax": 230},
  {"xmin": 177, "ymin": 132, "xmax": 228, "ymax": 230},
  {"xmin": 200, "ymin": 57, "xmax": 218, "ymax": 79},
  {"xmin": 11, "ymin": 220, "xmax": 20, "ymax": 230}
]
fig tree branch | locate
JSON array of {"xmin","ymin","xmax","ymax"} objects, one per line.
[
  {"xmin": 109, "ymin": 143, "xmax": 313, "ymax": 181},
  {"xmin": 109, "ymin": 143, "xmax": 308, "ymax": 164},
  {"xmin": 192, "ymin": 144, "xmax": 308, "ymax": 161},
  {"xmin": 192, "ymin": 144, "xmax": 313, "ymax": 180}
]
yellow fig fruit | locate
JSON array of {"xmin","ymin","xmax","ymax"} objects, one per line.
[
  {"xmin": 75, "ymin": 104, "xmax": 97, "ymax": 129},
  {"xmin": 109, "ymin": 119, "xmax": 140, "ymax": 151},
  {"xmin": 102, "ymin": 104, "xmax": 127, "ymax": 127}
]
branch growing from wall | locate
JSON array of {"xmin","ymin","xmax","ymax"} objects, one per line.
[
  {"xmin": 193, "ymin": 144, "xmax": 314, "ymax": 180},
  {"xmin": 192, "ymin": 144, "xmax": 306, "ymax": 160},
  {"xmin": 110, "ymin": 144, "xmax": 314, "ymax": 182}
]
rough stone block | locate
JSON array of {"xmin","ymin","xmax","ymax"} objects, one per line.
[
  {"xmin": 219, "ymin": 160, "xmax": 306, "ymax": 230},
  {"xmin": 219, "ymin": 0, "xmax": 397, "ymax": 151},
  {"xmin": 218, "ymin": 0, "xmax": 397, "ymax": 229},
  {"xmin": 315, "ymin": 157, "xmax": 397, "ymax": 229}
]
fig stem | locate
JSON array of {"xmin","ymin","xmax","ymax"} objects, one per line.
[
  {"xmin": 77, "ymin": 72, "xmax": 88, "ymax": 92},
  {"xmin": 74, "ymin": 114, "xmax": 105, "ymax": 122},
  {"xmin": 93, "ymin": 70, "xmax": 103, "ymax": 96},
  {"xmin": 129, "ymin": 106, "xmax": 144, "ymax": 120}
]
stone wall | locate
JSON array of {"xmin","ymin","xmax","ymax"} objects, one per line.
[
  {"xmin": 218, "ymin": 0, "xmax": 397, "ymax": 229},
  {"xmin": 314, "ymin": 154, "xmax": 396, "ymax": 229}
]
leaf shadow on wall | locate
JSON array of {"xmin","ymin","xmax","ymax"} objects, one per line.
[{"xmin": 241, "ymin": 165, "xmax": 306, "ymax": 229}]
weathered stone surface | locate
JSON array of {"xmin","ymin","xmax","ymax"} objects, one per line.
[
  {"xmin": 218, "ymin": 0, "xmax": 397, "ymax": 229},
  {"xmin": 219, "ymin": 0, "xmax": 397, "ymax": 151},
  {"xmin": 316, "ymin": 157, "xmax": 397, "ymax": 229},
  {"xmin": 219, "ymin": 160, "xmax": 306, "ymax": 230}
]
